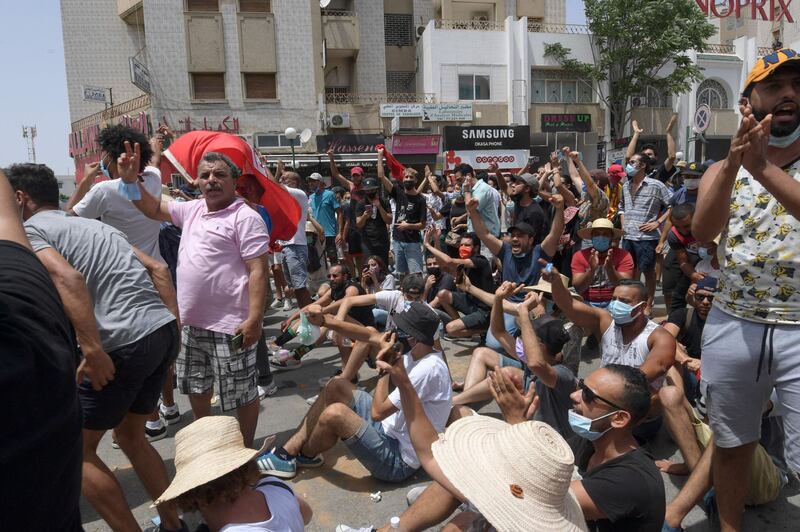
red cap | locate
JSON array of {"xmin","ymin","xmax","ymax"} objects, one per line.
[
  {"xmin": 607, "ymin": 163, "xmax": 625, "ymax": 185},
  {"xmin": 351, "ymin": 166, "xmax": 364, "ymax": 176}
]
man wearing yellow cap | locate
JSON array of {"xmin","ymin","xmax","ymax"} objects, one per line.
[{"xmin": 694, "ymin": 48, "xmax": 800, "ymax": 532}]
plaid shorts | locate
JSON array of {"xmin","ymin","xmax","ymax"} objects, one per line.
[{"xmin": 177, "ymin": 326, "xmax": 258, "ymax": 412}]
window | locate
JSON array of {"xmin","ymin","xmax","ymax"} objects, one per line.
[
  {"xmin": 459, "ymin": 74, "xmax": 490, "ymax": 100},
  {"xmin": 239, "ymin": 0, "xmax": 270, "ymax": 12},
  {"xmin": 532, "ymin": 70, "xmax": 593, "ymax": 103},
  {"xmin": 697, "ymin": 79, "xmax": 728, "ymax": 109},
  {"xmin": 384, "ymin": 14, "xmax": 414, "ymax": 46},
  {"xmin": 186, "ymin": 0, "xmax": 219, "ymax": 11},
  {"xmin": 243, "ymin": 73, "xmax": 276, "ymax": 99},
  {"xmin": 387, "ymin": 71, "xmax": 415, "ymax": 93},
  {"xmin": 192, "ymin": 73, "xmax": 225, "ymax": 99},
  {"xmin": 254, "ymin": 134, "xmax": 298, "ymax": 149},
  {"xmin": 632, "ymin": 86, "xmax": 668, "ymax": 108}
]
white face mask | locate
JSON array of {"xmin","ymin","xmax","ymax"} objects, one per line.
[
  {"xmin": 769, "ymin": 121, "xmax": 800, "ymax": 148},
  {"xmin": 683, "ymin": 178, "xmax": 700, "ymax": 190}
]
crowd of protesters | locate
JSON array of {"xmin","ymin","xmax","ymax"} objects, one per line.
[{"xmin": 3, "ymin": 50, "xmax": 800, "ymax": 532}]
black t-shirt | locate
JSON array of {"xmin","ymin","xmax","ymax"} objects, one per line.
[
  {"xmin": 579, "ymin": 447, "xmax": 665, "ymax": 532},
  {"xmin": 651, "ymin": 163, "xmax": 679, "ymax": 185},
  {"xmin": 331, "ymin": 280, "xmax": 375, "ymax": 327},
  {"xmin": 0, "ymin": 241, "xmax": 83, "ymax": 531},
  {"xmin": 449, "ymin": 200, "xmax": 467, "ymax": 237},
  {"xmin": 355, "ymin": 197, "xmax": 391, "ymax": 246},
  {"xmin": 427, "ymin": 272, "xmax": 456, "ymax": 304},
  {"xmin": 513, "ymin": 200, "xmax": 548, "ymax": 244},
  {"xmin": 390, "ymin": 185, "xmax": 426, "ymax": 243},
  {"xmin": 666, "ymin": 307, "xmax": 704, "ymax": 359},
  {"xmin": 467, "ymin": 255, "xmax": 494, "ymax": 309}
]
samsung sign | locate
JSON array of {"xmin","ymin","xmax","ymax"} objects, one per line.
[{"xmin": 443, "ymin": 126, "xmax": 530, "ymax": 151}]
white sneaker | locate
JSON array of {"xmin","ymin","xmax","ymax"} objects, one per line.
[
  {"xmin": 258, "ymin": 381, "xmax": 278, "ymax": 399},
  {"xmin": 406, "ymin": 485, "xmax": 427, "ymax": 506},
  {"xmin": 270, "ymin": 298, "xmax": 284, "ymax": 310},
  {"xmin": 282, "ymin": 299, "xmax": 293, "ymax": 311}
]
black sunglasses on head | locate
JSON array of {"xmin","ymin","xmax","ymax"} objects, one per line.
[{"xmin": 578, "ymin": 379, "xmax": 626, "ymax": 411}]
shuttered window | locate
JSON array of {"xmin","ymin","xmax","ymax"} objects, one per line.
[{"xmin": 192, "ymin": 73, "xmax": 225, "ymax": 99}]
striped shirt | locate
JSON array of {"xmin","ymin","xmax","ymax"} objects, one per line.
[{"xmin": 620, "ymin": 177, "xmax": 671, "ymax": 241}]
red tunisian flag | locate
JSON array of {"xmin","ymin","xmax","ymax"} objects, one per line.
[
  {"xmin": 163, "ymin": 131, "xmax": 301, "ymax": 241},
  {"xmin": 376, "ymin": 144, "xmax": 406, "ymax": 179}
]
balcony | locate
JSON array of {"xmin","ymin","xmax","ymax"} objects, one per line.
[
  {"xmin": 434, "ymin": 19, "xmax": 505, "ymax": 31},
  {"xmin": 527, "ymin": 22, "xmax": 590, "ymax": 34},
  {"xmin": 117, "ymin": 0, "xmax": 143, "ymax": 26},
  {"xmin": 704, "ymin": 43, "xmax": 736, "ymax": 54},
  {"xmin": 758, "ymin": 46, "xmax": 775, "ymax": 56},
  {"xmin": 325, "ymin": 92, "xmax": 436, "ymax": 104},
  {"xmin": 323, "ymin": 10, "xmax": 359, "ymax": 55}
]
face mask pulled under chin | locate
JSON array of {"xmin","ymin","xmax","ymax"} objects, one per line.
[{"xmin": 769, "ymin": 120, "xmax": 800, "ymax": 147}]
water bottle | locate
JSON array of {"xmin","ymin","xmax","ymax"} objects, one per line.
[{"xmin": 390, "ymin": 516, "xmax": 401, "ymax": 529}]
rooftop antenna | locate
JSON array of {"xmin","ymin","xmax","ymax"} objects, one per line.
[{"xmin": 22, "ymin": 125, "xmax": 37, "ymax": 163}]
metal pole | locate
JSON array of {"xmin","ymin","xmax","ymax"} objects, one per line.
[{"xmin": 290, "ymin": 142, "xmax": 296, "ymax": 170}]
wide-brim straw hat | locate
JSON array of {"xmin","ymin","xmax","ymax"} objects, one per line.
[
  {"xmin": 154, "ymin": 416, "xmax": 275, "ymax": 505},
  {"xmin": 432, "ymin": 416, "xmax": 588, "ymax": 532},
  {"xmin": 577, "ymin": 217, "xmax": 623, "ymax": 241},
  {"xmin": 525, "ymin": 273, "xmax": 582, "ymax": 300}
]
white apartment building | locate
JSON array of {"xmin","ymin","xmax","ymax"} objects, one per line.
[{"xmin": 61, "ymin": 0, "xmax": 567, "ymax": 180}]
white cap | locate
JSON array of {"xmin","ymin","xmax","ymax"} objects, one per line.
[
  {"xmin": 308, "ymin": 172, "xmax": 323, "ymax": 181},
  {"xmin": 675, "ymin": 151, "xmax": 684, "ymax": 162}
]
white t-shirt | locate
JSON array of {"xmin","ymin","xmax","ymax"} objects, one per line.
[
  {"xmin": 382, "ymin": 351, "xmax": 452, "ymax": 468},
  {"xmin": 278, "ymin": 187, "xmax": 308, "ymax": 246},
  {"xmin": 72, "ymin": 166, "xmax": 164, "ymax": 261},
  {"xmin": 220, "ymin": 477, "xmax": 304, "ymax": 532},
  {"xmin": 695, "ymin": 258, "xmax": 720, "ymax": 278}
]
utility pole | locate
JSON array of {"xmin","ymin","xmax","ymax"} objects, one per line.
[{"xmin": 22, "ymin": 125, "xmax": 37, "ymax": 163}]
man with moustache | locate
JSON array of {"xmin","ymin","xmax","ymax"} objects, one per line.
[
  {"xmin": 119, "ymin": 145, "xmax": 270, "ymax": 449},
  {"xmin": 693, "ymin": 49, "xmax": 800, "ymax": 531}
]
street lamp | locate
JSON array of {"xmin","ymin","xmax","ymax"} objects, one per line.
[{"xmin": 284, "ymin": 126, "xmax": 299, "ymax": 169}]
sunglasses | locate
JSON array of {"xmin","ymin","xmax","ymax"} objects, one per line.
[
  {"xmin": 578, "ymin": 379, "xmax": 626, "ymax": 411},
  {"xmin": 696, "ymin": 293, "xmax": 715, "ymax": 303}
]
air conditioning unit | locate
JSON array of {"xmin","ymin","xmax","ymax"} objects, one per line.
[
  {"xmin": 329, "ymin": 112, "xmax": 351, "ymax": 128},
  {"xmin": 471, "ymin": 11, "xmax": 490, "ymax": 21}
]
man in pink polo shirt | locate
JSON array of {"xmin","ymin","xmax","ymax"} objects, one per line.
[{"xmin": 118, "ymin": 143, "xmax": 269, "ymax": 447}]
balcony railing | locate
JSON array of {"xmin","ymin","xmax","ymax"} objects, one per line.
[
  {"xmin": 758, "ymin": 46, "xmax": 775, "ymax": 56},
  {"xmin": 325, "ymin": 92, "xmax": 436, "ymax": 104},
  {"xmin": 434, "ymin": 19, "xmax": 505, "ymax": 31},
  {"xmin": 321, "ymin": 9, "xmax": 355, "ymax": 17},
  {"xmin": 71, "ymin": 94, "xmax": 151, "ymax": 131},
  {"xmin": 704, "ymin": 43, "xmax": 736, "ymax": 54},
  {"xmin": 527, "ymin": 22, "xmax": 590, "ymax": 34}
]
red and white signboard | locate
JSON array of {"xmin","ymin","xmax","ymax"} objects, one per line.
[{"xmin": 444, "ymin": 149, "xmax": 529, "ymax": 171}]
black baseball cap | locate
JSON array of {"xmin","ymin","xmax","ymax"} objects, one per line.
[
  {"xmin": 681, "ymin": 162, "xmax": 703, "ymax": 177},
  {"xmin": 392, "ymin": 302, "xmax": 441, "ymax": 346},
  {"xmin": 362, "ymin": 177, "xmax": 380, "ymax": 190},
  {"xmin": 507, "ymin": 222, "xmax": 537, "ymax": 237}
]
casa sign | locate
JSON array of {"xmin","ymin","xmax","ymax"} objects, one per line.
[{"xmin": 695, "ymin": 0, "xmax": 794, "ymax": 22}]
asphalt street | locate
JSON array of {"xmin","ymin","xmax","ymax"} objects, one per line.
[{"xmin": 80, "ymin": 302, "xmax": 800, "ymax": 531}]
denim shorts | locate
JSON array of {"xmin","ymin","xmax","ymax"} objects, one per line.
[
  {"xmin": 281, "ymin": 244, "xmax": 309, "ymax": 289},
  {"xmin": 392, "ymin": 240, "xmax": 423, "ymax": 275},
  {"xmin": 622, "ymin": 239, "xmax": 658, "ymax": 273},
  {"xmin": 343, "ymin": 390, "xmax": 417, "ymax": 482}
]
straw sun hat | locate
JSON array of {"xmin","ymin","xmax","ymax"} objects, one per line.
[
  {"xmin": 577, "ymin": 218, "xmax": 623, "ymax": 241},
  {"xmin": 432, "ymin": 416, "xmax": 588, "ymax": 532},
  {"xmin": 154, "ymin": 416, "xmax": 275, "ymax": 505}
]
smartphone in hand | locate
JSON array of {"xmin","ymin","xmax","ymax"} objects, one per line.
[{"xmin": 229, "ymin": 333, "xmax": 244, "ymax": 352}]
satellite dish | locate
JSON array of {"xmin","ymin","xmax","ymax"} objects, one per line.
[
  {"xmin": 299, "ymin": 128, "xmax": 313, "ymax": 145},
  {"xmin": 320, "ymin": 0, "xmax": 331, "ymax": 8}
]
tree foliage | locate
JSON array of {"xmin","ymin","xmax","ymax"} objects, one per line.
[{"xmin": 543, "ymin": 0, "xmax": 716, "ymax": 139}]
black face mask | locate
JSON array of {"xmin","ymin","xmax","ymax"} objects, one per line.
[
  {"xmin": 366, "ymin": 192, "xmax": 377, "ymax": 199},
  {"xmin": 427, "ymin": 267, "xmax": 441, "ymax": 278},
  {"xmin": 403, "ymin": 180, "xmax": 416, "ymax": 190}
]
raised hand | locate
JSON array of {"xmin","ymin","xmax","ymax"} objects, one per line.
[
  {"xmin": 488, "ymin": 367, "xmax": 534, "ymax": 424},
  {"xmin": 84, "ymin": 161, "xmax": 101, "ymax": 182},
  {"xmin": 632, "ymin": 120, "xmax": 644, "ymax": 134},
  {"xmin": 548, "ymin": 193, "xmax": 564, "ymax": 211},
  {"xmin": 494, "ymin": 280, "xmax": 521, "ymax": 299},
  {"xmin": 117, "ymin": 141, "xmax": 140, "ymax": 183},
  {"xmin": 519, "ymin": 290, "xmax": 543, "ymax": 312}
]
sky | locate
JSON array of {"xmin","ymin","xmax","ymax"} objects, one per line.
[{"xmin": 0, "ymin": 0, "xmax": 587, "ymax": 177}]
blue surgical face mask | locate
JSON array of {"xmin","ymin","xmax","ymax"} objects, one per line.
[
  {"xmin": 769, "ymin": 121, "xmax": 800, "ymax": 148},
  {"xmin": 568, "ymin": 409, "xmax": 618, "ymax": 441},
  {"xmin": 608, "ymin": 300, "xmax": 643, "ymax": 325},
  {"xmin": 99, "ymin": 155, "xmax": 111, "ymax": 178},
  {"xmin": 625, "ymin": 163, "xmax": 638, "ymax": 178},
  {"xmin": 592, "ymin": 236, "xmax": 611, "ymax": 253},
  {"xmin": 698, "ymin": 247, "xmax": 710, "ymax": 260}
]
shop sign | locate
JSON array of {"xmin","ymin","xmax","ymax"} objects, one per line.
[
  {"xmin": 541, "ymin": 113, "xmax": 592, "ymax": 133},
  {"xmin": 445, "ymin": 149, "xmax": 529, "ymax": 171},
  {"xmin": 391, "ymin": 135, "xmax": 441, "ymax": 155},
  {"xmin": 443, "ymin": 126, "xmax": 530, "ymax": 151},
  {"xmin": 379, "ymin": 103, "xmax": 473, "ymax": 121},
  {"xmin": 317, "ymin": 134, "xmax": 385, "ymax": 154}
]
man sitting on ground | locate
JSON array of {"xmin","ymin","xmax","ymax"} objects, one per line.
[
  {"xmin": 571, "ymin": 219, "xmax": 634, "ymax": 308},
  {"xmin": 256, "ymin": 303, "xmax": 451, "ymax": 482}
]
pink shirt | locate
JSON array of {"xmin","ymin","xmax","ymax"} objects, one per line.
[{"xmin": 169, "ymin": 199, "xmax": 269, "ymax": 334}]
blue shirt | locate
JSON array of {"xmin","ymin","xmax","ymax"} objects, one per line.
[
  {"xmin": 467, "ymin": 178, "xmax": 501, "ymax": 236},
  {"xmin": 310, "ymin": 189, "xmax": 339, "ymax": 237},
  {"xmin": 498, "ymin": 242, "xmax": 550, "ymax": 302},
  {"xmin": 255, "ymin": 205, "xmax": 273, "ymax": 234},
  {"xmin": 670, "ymin": 187, "xmax": 698, "ymax": 207}
]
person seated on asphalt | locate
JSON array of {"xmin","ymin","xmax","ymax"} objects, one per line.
[
  {"xmin": 453, "ymin": 283, "xmax": 578, "ymax": 444},
  {"xmin": 657, "ymin": 203, "xmax": 702, "ymax": 312},
  {"xmin": 661, "ymin": 276, "xmax": 718, "ymax": 404},
  {"xmin": 658, "ymin": 392, "xmax": 789, "ymax": 532},
  {"xmin": 466, "ymin": 192, "xmax": 565, "ymax": 353},
  {"xmin": 422, "ymin": 254, "xmax": 455, "ymax": 311},
  {"xmin": 360, "ymin": 255, "xmax": 396, "ymax": 295},
  {"xmin": 155, "ymin": 416, "xmax": 312, "ymax": 532},
  {"xmin": 541, "ymin": 263, "xmax": 677, "ymax": 443},
  {"xmin": 271, "ymin": 264, "xmax": 376, "ymax": 382},
  {"xmin": 338, "ymin": 364, "xmax": 664, "ymax": 532},
  {"xmin": 571, "ymin": 218, "xmax": 634, "ymax": 308},
  {"xmin": 256, "ymin": 303, "xmax": 451, "ymax": 483},
  {"xmin": 423, "ymin": 229, "xmax": 494, "ymax": 339}
]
